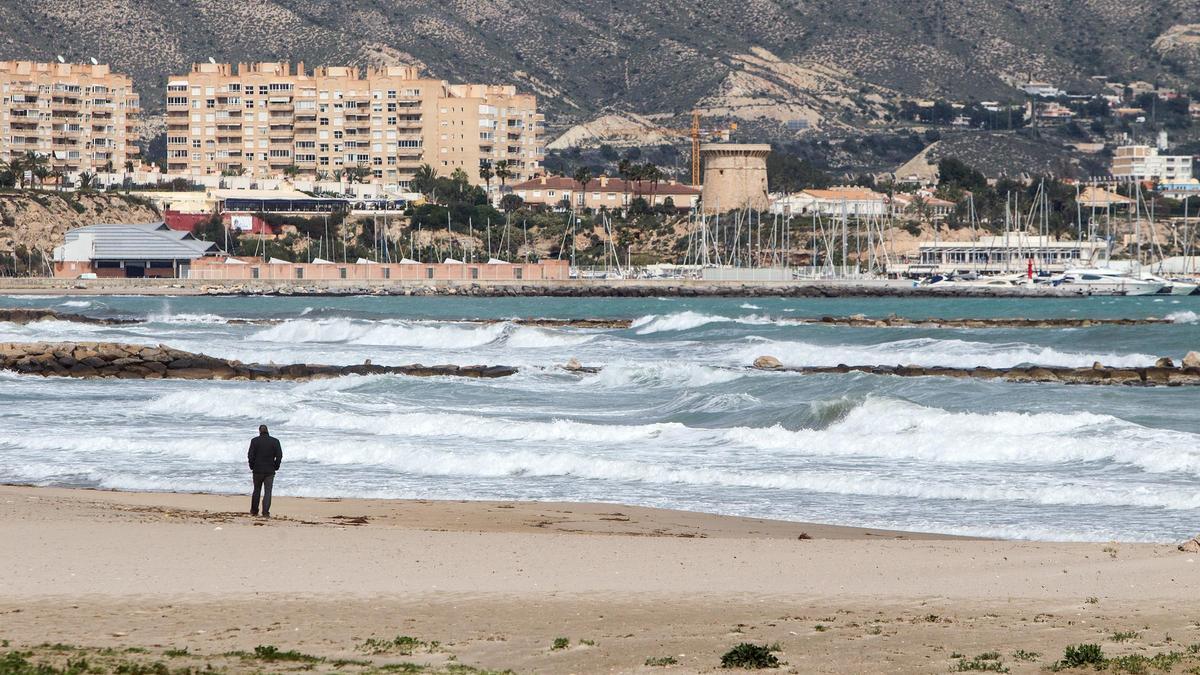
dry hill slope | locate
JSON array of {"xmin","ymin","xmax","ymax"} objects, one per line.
[{"xmin": 2, "ymin": 0, "xmax": 1198, "ymax": 133}]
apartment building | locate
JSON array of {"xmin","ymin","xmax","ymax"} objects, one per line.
[
  {"xmin": 1111, "ymin": 145, "xmax": 1194, "ymax": 183},
  {"xmin": 0, "ymin": 60, "xmax": 140, "ymax": 175},
  {"xmin": 166, "ymin": 62, "xmax": 542, "ymax": 190}
]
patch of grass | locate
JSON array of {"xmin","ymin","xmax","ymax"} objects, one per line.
[
  {"xmin": 113, "ymin": 662, "xmax": 170, "ymax": 675},
  {"xmin": 442, "ymin": 666, "xmax": 516, "ymax": 675},
  {"xmin": 373, "ymin": 664, "xmax": 425, "ymax": 673},
  {"xmin": 1010, "ymin": 649, "xmax": 1040, "ymax": 661},
  {"xmin": 250, "ymin": 644, "xmax": 321, "ymax": 663},
  {"xmin": 579, "ymin": 639, "xmax": 596, "ymax": 647},
  {"xmin": 360, "ymin": 635, "xmax": 428, "ymax": 655},
  {"xmin": 953, "ymin": 652, "xmax": 1009, "ymax": 672},
  {"xmin": 123, "ymin": 648, "xmax": 149, "ymax": 654},
  {"xmin": 1085, "ymin": 596, "xmax": 1099, "ymax": 604},
  {"xmin": 1054, "ymin": 643, "xmax": 1105, "ymax": 670},
  {"xmin": 866, "ymin": 626, "xmax": 883, "ymax": 636},
  {"xmin": 645, "ymin": 656, "xmax": 678, "ymax": 666},
  {"xmin": 550, "ymin": 637, "xmax": 570, "ymax": 651},
  {"xmin": 1111, "ymin": 631, "xmax": 1140, "ymax": 643},
  {"xmin": 720, "ymin": 643, "xmax": 780, "ymax": 669},
  {"xmin": 924, "ymin": 614, "xmax": 941, "ymax": 623},
  {"xmin": 162, "ymin": 648, "xmax": 189, "ymax": 658},
  {"xmin": 1106, "ymin": 651, "xmax": 1184, "ymax": 673},
  {"xmin": 330, "ymin": 657, "xmax": 372, "ymax": 667},
  {"xmin": 814, "ymin": 624, "xmax": 827, "ymax": 632},
  {"xmin": 0, "ymin": 651, "xmax": 92, "ymax": 675}
]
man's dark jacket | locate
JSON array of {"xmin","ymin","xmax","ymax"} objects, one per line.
[{"xmin": 248, "ymin": 434, "xmax": 282, "ymax": 473}]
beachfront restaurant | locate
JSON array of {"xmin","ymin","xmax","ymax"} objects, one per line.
[{"xmin": 896, "ymin": 236, "xmax": 1107, "ymax": 276}]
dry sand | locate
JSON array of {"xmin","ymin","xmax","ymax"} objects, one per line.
[{"xmin": 2, "ymin": 485, "xmax": 1198, "ymax": 673}]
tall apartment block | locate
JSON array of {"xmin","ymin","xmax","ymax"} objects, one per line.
[
  {"xmin": 0, "ymin": 61, "xmax": 140, "ymax": 174},
  {"xmin": 166, "ymin": 62, "xmax": 543, "ymax": 189}
]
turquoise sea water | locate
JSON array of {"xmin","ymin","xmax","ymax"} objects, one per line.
[{"xmin": 2, "ymin": 293, "xmax": 1199, "ymax": 542}]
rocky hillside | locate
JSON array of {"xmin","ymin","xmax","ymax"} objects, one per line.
[
  {"xmin": 2, "ymin": 1, "xmax": 1197, "ymax": 135},
  {"xmin": 0, "ymin": 192, "xmax": 161, "ymax": 258}
]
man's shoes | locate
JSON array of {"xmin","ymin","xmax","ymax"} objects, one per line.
[
  {"xmin": 263, "ymin": 513, "xmax": 270, "ymax": 519},
  {"xmin": 250, "ymin": 512, "xmax": 258, "ymax": 517}
]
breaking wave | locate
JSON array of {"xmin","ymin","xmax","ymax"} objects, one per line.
[
  {"xmin": 631, "ymin": 311, "xmax": 783, "ymax": 334},
  {"xmin": 733, "ymin": 336, "xmax": 1157, "ymax": 369}
]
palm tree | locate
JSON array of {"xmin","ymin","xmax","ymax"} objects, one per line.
[
  {"xmin": 411, "ymin": 164, "xmax": 438, "ymax": 196},
  {"xmin": 617, "ymin": 158, "xmax": 633, "ymax": 211},
  {"xmin": 494, "ymin": 160, "xmax": 512, "ymax": 189},
  {"xmin": 282, "ymin": 165, "xmax": 300, "ymax": 181},
  {"xmin": 572, "ymin": 166, "xmax": 592, "ymax": 210},
  {"xmin": 479, "ymin": 162, "xmax": 494, "ymax": 196},
  {"xmin": 78, "ymin": 171, "xmax": 96, "ymax": 191}
]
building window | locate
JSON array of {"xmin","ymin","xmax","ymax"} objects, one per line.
[
  {"xmin": 426, "ymin": 267, "xmax": 434, "ymax": 279},
  {"xmin": 339, "ymin": 267, "xmax": 347, "ymax": 279},
  {"xmin": 295, "ymin": 268, "xmax": 304, "ymax": 279}
]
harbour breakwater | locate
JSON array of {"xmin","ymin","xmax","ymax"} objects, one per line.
[
  {"xmin": 0, "ymin": 342, "xmax": 517, "ymax": 381},
  {"xmin": 0, "ymin": 276, "xmax": 1093, "ymax": 298},
  {"xmin": 752, "ymin": 355, "xmax": 1200, "ymax": 386},
  {"xmin": 0, "ymin": 308, "xmax": 1180, "ymax": 332}
]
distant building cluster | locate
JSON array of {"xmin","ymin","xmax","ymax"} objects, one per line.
[
  {"xmin": 0, "ymin": 60, "xmax": 141, "ymax": 176},
  {"xmin": 167, "ymin": 62, "xmax": 543, "ymax": 191},
  {"xmin": 2, "ymin": 59, "xmax": 543, "ymax": 191}
]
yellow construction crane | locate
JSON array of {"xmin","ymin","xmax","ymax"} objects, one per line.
[{"xmin": 687, "ymin": 111, "xmax": 737, "ymax": 187}]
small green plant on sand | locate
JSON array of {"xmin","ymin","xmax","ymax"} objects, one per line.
[
  {"xmin": 1110, "ymin": 631, "xmax": 1140, "ymax": 642},
  {"xmin": 250, "ymin": 645, "xmax": 321, "ymax": 663},
  {"xmin": 645, "ymin": 656, "xmax": 678, "ymax": 666},
  {"xmin": 953, "ymin": 652, "xmax": 1008, "ymax": 672},
  {"xmin": 1011, "ymin": 649, "xmax": 1040, "ymax": 662},
  {"xmin": 360, "ymin": 635, "xmax": 427, "ymax": 655},
  {"xmin": 551, "ymin": 637, "xmax": 570, "ymax": 651},
  {"xmin": 720, "ymin": 643, "xmax": 780, "ymax": 669},
  {"xmin": 579, "ymin": 639, "xmax": 596, "ymax": 646},
  {"xmin": 162, "ymin": 647, "xmax": 189, "ymax": 657},
  {"xmin": 1055, "ymin": 643, "xmax": 1104, "ymax": 669},
  {"xmin": 1085, "ymin": 596, "xmax": 1099, "ymax": 604}
]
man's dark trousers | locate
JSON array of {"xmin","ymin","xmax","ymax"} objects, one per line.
[{"xmin": 251, "ymin": 472, "xmax": 275, "ymax": 516}]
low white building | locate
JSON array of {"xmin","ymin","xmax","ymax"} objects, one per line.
[
  {"xmin": 896, "ymin": 235, "xmax": 1107, "ymax": 276},
  {"xmin": 770, "ymin": 187, "xmax": 888, "ymax": 217}
]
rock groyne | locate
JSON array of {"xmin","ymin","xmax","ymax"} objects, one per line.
[
  {"xmin": 0, "ymin": 308, "xmax": 139, "ymax": 326},
  {"xmin": 0, "ymin": 342, "xmax": 517, "ymax": 380},
  {"xmin": 752, "ymin": 356, "xmax": 1200, "ymax": 386}
]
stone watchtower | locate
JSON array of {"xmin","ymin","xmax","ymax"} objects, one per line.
[{"xmin": 699, "ymin": 144, "xmax": 771, "ymax": 214}]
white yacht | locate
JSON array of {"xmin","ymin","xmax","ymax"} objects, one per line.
[
  {"xmin": 1051, "ymin": 268, "xmax": 1165, "ymax": 296},
  {"xmin": 1139, "ymin": 272, "xmax": 1199, "ymax": 296}
]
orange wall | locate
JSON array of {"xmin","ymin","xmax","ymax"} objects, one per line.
[{"xmin": 187, "ymin": 258, "xmax": 569, "ymax": 281}]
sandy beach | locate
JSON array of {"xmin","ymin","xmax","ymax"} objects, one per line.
[{"xmin": 2, "ymin": 485, "xmax": 1198, "ymax": 673}]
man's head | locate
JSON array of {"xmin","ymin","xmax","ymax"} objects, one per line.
[{"xmin": 259, "ymin": 424, "xmax": 269, "ymax": 435}]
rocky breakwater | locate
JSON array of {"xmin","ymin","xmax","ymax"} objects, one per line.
[
  {"xmin": 807, "ymin": 314, "xmax": 1173, "ymax": 329},
  {"xmin": 0, "ymin": 308, "xmax": 138, "ymax": 326},
  {"xmin": 0, "ymin": 342, "xmax": 517, "ymax": 380},
  {"xmin": 751, "ymin": 354, "xmax": 1200, "ymax": 387}
]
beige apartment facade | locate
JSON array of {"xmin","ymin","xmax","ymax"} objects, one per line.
[
  {"xmin": 167, "ymin": 62, "xmax": 542, "ymax": 190},
  {"xmin": 0, "ymin": 61, "xmax": 140, "ymax": 176}
]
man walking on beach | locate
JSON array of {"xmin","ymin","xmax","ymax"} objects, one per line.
[{"xmin": 248, "ymin": 424, "xmax": 282, "ymax": 518}]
